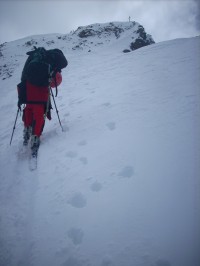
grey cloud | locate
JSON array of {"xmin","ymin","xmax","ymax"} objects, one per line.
[
  {"xmin": 194, "ymin": 0, "xmax": 200, "ymax": 30},
  {"xmin": 0, "ymin": 0, "xmax": 200, "ymax": 44}
]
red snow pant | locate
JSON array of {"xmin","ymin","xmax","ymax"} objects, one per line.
[{"xmin": 23, "ymin": 104, "xmax": 45, "ymax": 137}]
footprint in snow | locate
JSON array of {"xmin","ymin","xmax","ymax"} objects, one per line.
[
  {"xmin": 67, "ymin": 227, "xmax": 84, "ymax": 245},
  {"xmin": 90, "ymin": 181, "xmax": 102, "ymax": 192},
  {"xmin": 63, "ymin": 112, "xmax": 70, "ymax": 117},
  {"xmin": 106, "ymin": 122, "xmax": 116, "ymax": 131},
  {"xmin": 79, "ymin": 157, "xmax": 88, "ymax": 165},
  {"xmin": 67, "ymin": 192, "xmax": 87, "ymax": 208},
  {"xmin": 102, "ymin": 102, "xmax": 111, "ymax": 107},
  {"xmin": 62, "ymin": 124, "xmax": 69, "ymax": 132},
  {"xmin": 118, "ymin": 165, "xmax": 134, "ymax": 178},
  {"xmin": 65, "ymin": 151, "xmax": 78, "ymax": 158},
  {"xmin": 78, "ymin": 140, "xmax": 87, "ymax": 146}
]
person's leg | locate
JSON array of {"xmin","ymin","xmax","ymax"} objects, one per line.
[
  {"xmin": 31, "ymin": 104, "xmax": 45, "ymax": 157},
  {"xmin": 32, "ymin": 104, "xmax": 45, "ymax": 137},
  {"xmin": 23, "ymin": 105, "xmax": 33, "ymax": 145},
  {"xmin": 23, "ymin": 105, "xmax": 33, "ymax": 127}
]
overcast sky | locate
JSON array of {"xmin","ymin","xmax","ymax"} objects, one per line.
[{"xmin": 0, "ymin": 0, "xmax": 200, "ymax": 44}]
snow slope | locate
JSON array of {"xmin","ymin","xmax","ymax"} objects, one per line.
[{"xmin": 0, "ymin": 28, "xmax": 200, "ymax": 266}]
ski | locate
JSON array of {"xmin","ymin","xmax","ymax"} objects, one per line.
[
  {"xmin": 29, "ymin": 154, "xmax": 37, "ymax": 171},
  {"xmin": 28, "ymin": 135, "xmax": 40, "ymax": 171}
]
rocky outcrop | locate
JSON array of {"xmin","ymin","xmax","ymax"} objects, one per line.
[
  {"xmin": 129, "ymin": 25, "xmax": 154, "ymax": 51},
  {"xmin": 74, "ymin": 21, "xmax": 155, "ymax": 52},
  {"xmin": 0, "ymin": 21, "xmax": 155, "ymax": 80},
  {"xmin": 77, "ymin": 23, "xmax": 124, "ymax": 39}
]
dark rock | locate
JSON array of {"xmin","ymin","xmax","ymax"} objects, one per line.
[
  {"xmin": 123, "ymin": 49, "xmax": 131, "ymax": 53},
  {"xmin": 129, "ymin": 24, "xmax": 155, "ymax": 51},
  {"xmin": 130, "ymin": 39, "xmax": 147, "ymax": 50},
  {"xmin": 78, "ymin": 29, "xmax": 96, "ymax": 38},
  {"xmin": 75, "ymin": 22, "xmax": 155, "ymax": 53},
  {"xmin": 130, "ymin": 37, "xmax": 154, "ymax": 51},
  {"xmin": 78, "ymin": 24, "xmax": 124, "ymax": 39},
  {"xmin": 25, "ymin": 39, "xmax": 37, "ymax": 47},
  {"xmin": 104, "ymin": 25, "xmax": 123, "ymax": 38},
  {"xmin": 137, "ymin": 25, "xmax": 147, "ymax": 40},
  {"xmin": 46, "ymin": 40, "xmax": 55, "ymax": 46}
]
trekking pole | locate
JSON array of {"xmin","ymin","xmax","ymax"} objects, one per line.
[
  {"xmin": 50, "ymin": 87, "xmax": 64, "ymax": 131},
  {"xmin": 44, "ymin": 65, "xmax": 53, "ymax": 121},
  {"xmin": 10, "ymin": 108, "xmax": 20, "ymax": 145},
  {"xmin": 44, "ymin": 86, "xmax": 51, "ymax": 120}
]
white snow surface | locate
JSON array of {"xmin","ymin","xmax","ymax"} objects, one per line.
[{"xmin": 0, "ymin": 25, "xmax": 200, "ymax": 266}]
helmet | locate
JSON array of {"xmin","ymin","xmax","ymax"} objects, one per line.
[{"xmin": 50, "ymin": 72, "xmax": 62, "ymax": 88}]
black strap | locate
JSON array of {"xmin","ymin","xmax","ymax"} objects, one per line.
[{"xmin": 26, "ymin": 101, "xmax": 47, "ymax": 105}]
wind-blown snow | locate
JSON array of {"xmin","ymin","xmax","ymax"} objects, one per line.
[{"xmin": 0, "ymin": 24, "xmax": 200, "ymax": 266}]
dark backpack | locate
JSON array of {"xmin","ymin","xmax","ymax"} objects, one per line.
[
  {"xmin": 47, "ymin": 48, "xmax": 68, "ymax": 72},
  {"xmin": 18, "ymin": 47, "xmax": 67, "ymax": 107},
  {"xmin": 21, "ymin": 46, "xmax": 68, "ymax": 86}
]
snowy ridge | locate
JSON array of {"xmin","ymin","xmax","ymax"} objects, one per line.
[
  {"xmin": 0, "ymin": 24, "xmax": 200, "ymax": 266},
  {"xmin": 73, "ymin": 21, "xmax": 154, "ymax": 51},
  {"xmin": 0, "ymin": 21, "xmax": 154, "ymax": 82}
]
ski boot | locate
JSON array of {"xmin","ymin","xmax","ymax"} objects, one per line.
[
  {"xmin": 31, "ymin": 135, "xmax": 40, "ymax": 158},
  {"xmin": 23, "ymin": 126, "xmax": 32, "ymax": 146}
]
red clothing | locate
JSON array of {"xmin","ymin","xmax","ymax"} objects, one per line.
[
  {"xmin": 26, "ymin": 80, "xmax": 49, "ymax": 104},
  {"xmin": 23, "ymin": 73, "xmax": 62, "ymax": 137},
  {"xmin": 23, "ymin": 81, "xmax": 49, "ymax": 137},
  {"xmin": 24, "ymin": 104, "xmax": 45, "ymax": 137},
  {"xmin": 50, "ymin": 72, "xmax": 62, "ymax": 88}
]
